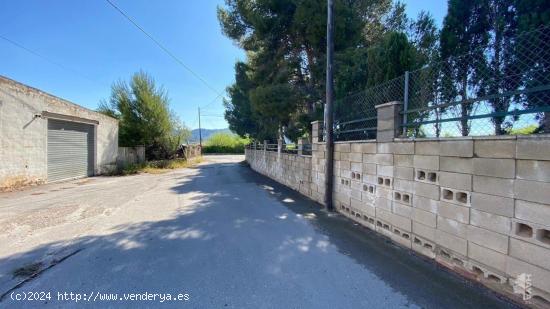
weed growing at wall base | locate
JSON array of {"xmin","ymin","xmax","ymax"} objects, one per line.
[{"xmin": 113, "ymin": 157, "xmax": 203, "ymax": 176}]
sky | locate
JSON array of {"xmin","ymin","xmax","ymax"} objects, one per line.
[{"xmin": 0, "ymin": 0, "xmax": 447, "ymax": 130}]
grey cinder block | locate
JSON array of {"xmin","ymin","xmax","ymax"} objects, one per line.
[
  {"xmin": 471, "ymin": 192, "xmax": 514, "ymax": 217},
  {"xmin": 467, "ymin": 225, "xmax": 509, "ymax": 254},
  {"xmin": 473, "ymin": 158, "xmax": 515, "ymax": 179},
  {"xmin": 468, "ymin": 242, "xmax": 507, "ymax": 273},
  {"xmin": 473, "ymin": 176, "xmax": 514, "ymax": 198},
  {"xmin": 474, "ymin": 139, "xmax": 516, "ymax": 158},
  {"xmin": 440, "ymin": 140, "xmax": 473, "ymax": 157}
]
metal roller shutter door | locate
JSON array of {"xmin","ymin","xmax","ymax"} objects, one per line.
[{"xmin": 47, "ymin": 119, "xmax": 94, "ymax": 182}]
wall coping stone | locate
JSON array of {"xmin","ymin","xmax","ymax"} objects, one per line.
[
  {"xmin": 395, "ymin": 135, "xmax": 521, "ymax": 142},
  {"xmin": 375, "ymin": 101, "xmax": 402, "ymax": 109},
  {"xmin": 334, "ymin": 140, "xmax": 376, "ymax": 144}
]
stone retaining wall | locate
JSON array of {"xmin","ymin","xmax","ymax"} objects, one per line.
[{"xmin": 246, "ymin": 121, "xmax": 550, "ymax": 306}]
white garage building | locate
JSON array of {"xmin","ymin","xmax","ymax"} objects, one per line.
[{"xmin": 0, "ymin": 75, "xmax": 119, "ymax": 189}]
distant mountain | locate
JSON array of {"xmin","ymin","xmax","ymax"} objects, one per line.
[{"xmin": 189, "ymin": 128, "xmax": 231, "ymax": 143}]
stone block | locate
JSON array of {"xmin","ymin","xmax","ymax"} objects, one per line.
[
  {"xmin": 375, "ymin": 197, "xmax": 392, "ymax": 211},
  {"xmin": 335, "ymin": 143, "xmax": 351, "ymax": 153},
  {"xmin": 412, "ymin": 236, "xmax": 437, "ymax": 259},
  {"xmin": 393, "ymin": 190, "xmax": 412, "ymax": 206},
  {"xmin": 413, "ymin": 155, "xmax": 439, "ymax": 170},
  {"xmin": 415, "ymin": 141, "xmax": 440, "ymax": 155},
  {"xmin": 507, "ymin": 256, "xmax": 550, "ymax": 292},
  {"xmin": 395, "ymin": 166, "xmax": 414, "ymax": 180},
  {"xmin": 470, "ymin": 192, "xmax": 514, "ymax": 217},
  {"xmin": 440, "ymin": 187, "xmax": 471, "ymax": 206},
  {"xmin": 377, "ymin": 130, "xmax": 395, "ymax": 143},
  {"xmin": 437, "ymin": 201, "xmax": 470, "ymax": 224},
  {"xmin": 394, "ymin": 179, "xmax": 414, "ymax": 193},
  {"xmin": 340, "ymin": 152, "xmax": 350, "ymax": 162},
  {"xmin": 376, "ymin": 186, "xmax": 393, "ymax": 200},
  {"xmin": 436, "ymin": 229, "xmax": 467, "ymax": 256},
  {"xmin": 412, "ymin": 195, "xmax": 439, "ymax": 213},
  {"xmin": 440, "ymin": 157, "xmax": 473, "ymax": 174},
  {"xmin": 412, "ymin": 208, "xmax": 437, "ymax": 227},
  {"xmin": 393, "ymin": 201, "xmax": 413, "ymax": 217},
  {"xmin": 414, "ymin": 169, "xmax": 439, "ymax": 185},
  {"xmin": 350, "ymin": 162, "xmax": 362, "ymax": 173},
  {"xmin": 357, "ymin": 143, "xmax": 377, "ymax": 154},
  {"xmin": 413, "ymin": 221, "xmax": 436, "ymax": 241},
  {"xmin": 437, "ymin": 216, "xmax": 467, "ymax": 238},
  {"xmin": 516, "ymin": 160, "xmax": 550, "ymax": 182},
  {"xmin": 440, "ymin": 140, "xmax": 473, "ymax": 157},
  {"xmin": 394, "ymin": 155, "xmax": 413, "ymax": 167},
  {"xmin": 363, "ymin": 154, "xmax": 375, "ymax": 164},
  {"xmin": 473, "ymin": 176, "xmax": 514, "ymax": 198},
  {"xmin": 349, "ymin": 152, "xmax": 362, "ymax": 163},
  {"xmin": 468, "ymin": 242, "xmax": 507, "ymax": 273},
  {"xmin": 338, "ymin": 160, "xmax": 351, "ymax": 170},
  {"xmin": 474, "ymin": 139, "xmax": 516, "ymax": 158},
  {"xmin": 514, "ymin": 179, "xmax": 550, "ymax": 205},
  {"xmin": 516, "ymin": 136, "xmax": 550, "ymax": 161},
  {"xmin": 377, "ymin": 143, "xmax": 394, "ymax": 154},
  {"xmin": 361, "ymin": 203, "xmax": 376, "ymax": 217},
  {"xmin": 509, "ymin": 238, "xmax": 550, "ymax": 271},
  {"xmin": 515, "ymin": 200, "xmax": 550, "ymax": 227},
  {"xmin": 350, "ymin": 188, "xmax": 362, "ymax": 200},
  {"xmin": 393, "ymin": 142, "xmax": 415, "ymax": 154},
  {"xmin": 473, "ymin": 158, "xmax": 515, "ymax": 179},
  {"xmin": 387, "ymin": 211, "xmax": 412, "ymax": 232},
  {"xmin": 374, "ymin": 154, "xmax": 393, "ymax": 165},
  {"xmin": 377, "ymin": 165, "xmax": 394, "ymax": 177},
  {"xmin": 363, "ymin": 163, "xmax": 377, "ymax": 175},
  {"xmin": 351, "ymin": 197, "xmax": 364, "ymax": 209},
  {"xmin": 470, "ymin": 209, "xmax": 511, "ymax": 235},
  {"xmin": 439, "ymin": 172, "xmax": 472, "ymax": 191},
  {"xmin": 413, "ymin": 182, "xmax": 440, "ymax": 200},
  {"xmin": 390, "ymin": 230, "xmax": 412, "ymax": 249},
  {"xmin": 467, "ymin": 225, "xmax": 509, "ymax": 254},
  {"xmin": 362, "ymin": 174, "xmax": 377, "ymax": 185}
]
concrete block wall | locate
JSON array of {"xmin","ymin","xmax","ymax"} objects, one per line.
[
  {"xmin": 246, "ymin": 133, "xmax": 550, "ymax": 305},
  {"xmin": 246, "ymin": 149, "xmax": 312, "ymax": 198}
]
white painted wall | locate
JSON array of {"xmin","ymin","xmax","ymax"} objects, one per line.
[{"xmin": 0, "ymin": 76, "xmax": 118, "ymax": 189}]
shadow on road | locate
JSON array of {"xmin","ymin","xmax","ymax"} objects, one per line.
[{"xmin": 0, "ymin": 159, "xmax": 520, "ymax": 308}]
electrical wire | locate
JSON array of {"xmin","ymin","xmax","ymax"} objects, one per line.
[
  {"xmin": 104, "ymin": 0, "xmax": 224, "ymax": 98},
  {"xmin": 0, "ymin": 34, "xmax": 101, "ymax": 85}
]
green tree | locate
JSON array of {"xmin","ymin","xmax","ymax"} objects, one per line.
[
  {"xmin": 515, "ymin": 0, "xmax": 550, "ymax": 133},
  {"xmin": 440, "ymin": 0, "xmax": 490, "ymax": 136},
  {"xmin": 219, "ymin": 0, "xmax": 438, "ymax": 141},
  {"xmin": 98, "ymin": 71, "xmax": 188, "ymax": 159}
]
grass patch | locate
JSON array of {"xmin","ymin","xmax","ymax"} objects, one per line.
[
  {"xmin": 203, "ymin": 132, "xmax": 249, "ymax": 154},
  {"xmin": 115, "ymin": 157, "xmax": 203, "ymax": 175}
]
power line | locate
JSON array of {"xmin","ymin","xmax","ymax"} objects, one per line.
[
  {"xmin": 0, "ymin": 34, "xmax": 100, "ymax": 85},
  {"xmin": 104, "ymin": 0, "xmax": 223, "ymax": 98}
]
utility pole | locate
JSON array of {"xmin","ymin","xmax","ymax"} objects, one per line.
[
  {"xmin": 198, "ymin": 107, "xmax": 202, "ymax": 153},
  {"xmin": 324, "ymin": 0, "xmax": 335, "ymax": 211}
]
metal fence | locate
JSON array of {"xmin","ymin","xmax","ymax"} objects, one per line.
[
  {"xmin": 334, "ymin": 76, "xmax": 404, "ymax": 141},
  {"xmin": 333, "ymin": 25, "xmax": 550, "ymax": 139},
  {"xmin": 247, "ymin": 142, "xmax": 312, "ymax": 156}
]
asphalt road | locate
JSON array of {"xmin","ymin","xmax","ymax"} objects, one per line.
[{"xmin": 0, "ymin": 155, "xmax": 518, "ymax": 308}]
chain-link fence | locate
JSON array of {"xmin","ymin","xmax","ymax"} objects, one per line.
[
  {"xmin": 333, "ymin": 76, "xmax": 404, "ymax": 141},
  {"xmin": 332, "ymin": 25, "xmax": 550, "ymax": 140},
  {"xmin": 403, "ymin": 26, "xmax": 550, "ymax": 137}
]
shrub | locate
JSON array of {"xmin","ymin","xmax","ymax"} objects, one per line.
[{"xmin": 203, "ymin": 132, "xmax": 250, "ymax": 154}]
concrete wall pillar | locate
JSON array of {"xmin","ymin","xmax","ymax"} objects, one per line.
[
  {"xmin": 277, "ymin": 138, "xmax": 283, "ymax": 161},
  {"xmin": 375, "ymin": 101, "xmax": 403, "ymax": 142},
  {"xmin": 297, "ymin": 138, "xmax": 304, "ymax": 156},
  {"xmin": 311, "ymin": 121, "xmax": 322, "ymax": 143}
]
